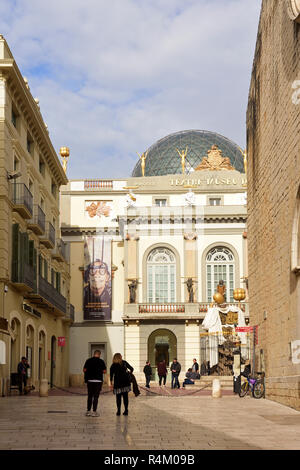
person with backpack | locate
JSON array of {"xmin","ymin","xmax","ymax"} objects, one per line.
[
  {"xmin": 110, "ymin": 353, "xmax": 134, "ymax": 416},
  {"xmin": 83, "ymin": 350, "xmax": 106, "ymax": 417}
]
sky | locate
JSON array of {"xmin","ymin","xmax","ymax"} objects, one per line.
[{"xmin": 0, "ymin": 0, "xmax": 262, "ymax": 179}]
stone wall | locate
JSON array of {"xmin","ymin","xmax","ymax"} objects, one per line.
[{"xmin": 246, "ymin": 0, "xmax": 300, "ymax": 410}]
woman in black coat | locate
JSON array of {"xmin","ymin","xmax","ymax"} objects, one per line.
[{"xmin": 110, "ymin": 353, "xmax": 134, "ymax": 415}]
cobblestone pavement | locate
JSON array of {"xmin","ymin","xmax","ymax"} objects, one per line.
[{"xmin": 1, "ymin": 386, "xmax": 300, "ymax": 450}]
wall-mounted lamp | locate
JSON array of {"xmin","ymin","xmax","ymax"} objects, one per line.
[{"xmin": 7, "ymin": 171, "xmax": 22, "ymax": 180}]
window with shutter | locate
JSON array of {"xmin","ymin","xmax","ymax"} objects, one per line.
[
  {"xmin": 38, "ymin": 254, "xmax": 43, "ymax": 277},
  {"xmin": 12, "ymin": 223, "xmax": 20, "ymax": 282},
  {"xmin": 44, "ymin": 259, "xmax": 48, "ymax": 281}
]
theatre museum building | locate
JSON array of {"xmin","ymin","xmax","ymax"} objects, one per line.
[{"xmin": 60, "ymin": 129, "xmax": 250, "ymax": 384}]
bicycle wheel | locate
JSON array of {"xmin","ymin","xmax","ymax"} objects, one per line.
[
  {"xmin": 239, "ymin": 382, "xmax": 248, "ymax": 397},
  {"xmin": 252, "ymin": 381, "xmax": 265, "ymax": 399}
]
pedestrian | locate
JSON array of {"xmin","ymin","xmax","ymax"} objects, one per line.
[
  {"xmin": 83, "ymin": 350, "xmax": 107, "ymax": 417},
  {"xmin": 143, "ymin": 361, "xmax": 152, "ymax": 388},
  {"xmin": 170, "ymin": 358, "xmax": 181, "ymax": 389},
  {"xmin": 182, "ymin": 368, "xmax": 195, "ymax": 387},
  {"xmin": 17, "ymin": 357, "xmax": 30, "ymax": 395},
  {"xmin": 110, "ymin": 353, "xmax": 134, "ymax": 416},
  {"xmin": 191, "ymin": 358, "xmax": 200, "ymax": 379},
  {"xmin": 157, "ymin": 359, "xmax": 167, "ymax": 386}
]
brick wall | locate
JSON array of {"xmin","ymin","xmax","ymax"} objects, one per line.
[{"xmin": 246, "ymin": 0, "xmax": 300, "ymax": 410}]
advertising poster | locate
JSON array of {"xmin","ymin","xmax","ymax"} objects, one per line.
[{"xmin": 83, "ymin": 236, "xmax": 112, "ymax": 320}]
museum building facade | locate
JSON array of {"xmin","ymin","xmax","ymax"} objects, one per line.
[{"xmin": 60, "ymin": 130, "xmax": 249, "ymax": 384}]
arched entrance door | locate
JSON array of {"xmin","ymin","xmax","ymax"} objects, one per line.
[
  {"xmin": 50, "ymin": 336, "xmax": 56, "ymax": 388},
  {"xmin": 10, "ymin": 318, "xmax": 21, "ymax": 374},
  {"xmin": 148, "ymin": 329, "xmax": 177, "ymax": 380},
  {"xmin": 38, "ymin": 330, "xmax": 46, "ymax": 381}
]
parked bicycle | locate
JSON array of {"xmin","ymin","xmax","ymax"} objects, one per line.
[{"xmin": 239, "ymin": 374, "xmax": 265, "ymax": 399}]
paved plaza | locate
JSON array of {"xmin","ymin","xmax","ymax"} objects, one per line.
[{"xmin": 1, "ymin": 385, "xmax": 300, "ymax": 450}]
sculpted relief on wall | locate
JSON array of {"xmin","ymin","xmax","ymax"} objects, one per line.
[{"xmin": 287, "ymin": 0, "xmax": 300, "ymax": 22}]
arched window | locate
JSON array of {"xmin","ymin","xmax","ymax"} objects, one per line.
[
  {"xmin": 206, "ymin": 246, "xmax": 235, "ymax": 302},
  {"xmin": 147, "ymin": 248, "xmax": 176, "ymax": 303}
]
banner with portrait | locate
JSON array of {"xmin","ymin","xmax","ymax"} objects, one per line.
[{"xmin": 83, "ymin": 236, "xmax": 112, "ymax": 320}]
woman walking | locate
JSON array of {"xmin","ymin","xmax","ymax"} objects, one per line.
[{"xmin": 110, "ymin": 353, "xmax": 134, "ymax": 416}]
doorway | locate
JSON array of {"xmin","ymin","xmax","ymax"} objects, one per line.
[
  {"xmin": 147, "ymin": 329, "xmax": 177, "ymax": 380},
  {"xmin": 50, "ymin": 336, "xmax": 56, "ymax": 388}
]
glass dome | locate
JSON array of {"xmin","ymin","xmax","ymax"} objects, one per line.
[{"xmin": 132, "ymin": 130, "xmax": 244, "ymax": 177}]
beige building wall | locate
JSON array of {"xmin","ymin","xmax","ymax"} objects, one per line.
[
  {"xmin": 246, "ymin": 1, "xmax": 300, "ymax": 410},
  {"xmin": 0, "ymin": 36, "xmax": 71, "ymax": 395}
]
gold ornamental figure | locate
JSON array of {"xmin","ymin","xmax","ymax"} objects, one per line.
[
  {"xmin": 137, "ymin": 150, "xmax": 148, "ymax": 177},
  {"xmin": 238, "ymin": 146, "xmax": 247, "ymax": 175},
  {"xmin": 176, "ymin": 147, "xmax": 188, "ymax": 175},
  {"xmin": 243, "ymin": 149, "xmax": 247, "ymax": 175},
  {"xmin": 60, "ymin": 147, "xmax": 70, "ymax": 174}
]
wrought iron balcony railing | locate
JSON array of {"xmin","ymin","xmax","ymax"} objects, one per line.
[
  {"xmin": 40, "ymin": 221, "xmax": 55, "ymax": 248},
  {"xmin": 52, "ymin": 238, "xmax": 69, "ymax": 263},
  {"xmin": 11, "ymin": 183, "xmax": 33, "ymax": 218},
  {"xmin": 27, "ymin": 205, "xmax": 45, "ymax": 235},
  {"xmin": 38, "ymin": 275, "xmax": 66, "ymax": 314},
  {"xmin": 11, "ymin": 262, "xmax": 36, "ymax": 292}
]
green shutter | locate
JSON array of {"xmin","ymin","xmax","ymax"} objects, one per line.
[
  {"xmin": 44, "ymin": 259, "xmax": 48, "ymax": 281},
  {"xmin": 23, "ymin": 232, "xmax": 29, "ymax": 265},
  {"xmin": 56, "ymin": 272, "xmax": 61, "ymax": 293},
  {"xmin": 11, "ymin": 223, "xmax": 19, "ymax": 282},
  {"xmin": 19, "ymin": 232, "xmax": 26, "ymax": 281},
  {"xmin": 29, "ymin": 240, "xmax": 34, "ymax": 266},
  {"xmin": 51, "ymin": 268, "xmax": 55, "ymax": 285},
  {"xmin": 33, "ymin": 248, "xmax": 37, "ymax": 289},
  {"xmin": 38, "ymin": 254, "xmax": 43, "ymax": 277}
]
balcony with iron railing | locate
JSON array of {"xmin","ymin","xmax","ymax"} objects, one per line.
[
  {"xmin": 63, "ymin": 303, "xmax": 74, "ymax": 322},
  {"xmin": 27, "ymin": 205, "xmax": 46, "ymax": 235},
  {"xmin": 11, "ymin": 183, "xmax": 33, "ymax": 219},
  {"xmin": 11, "ymin": 261, "xmax": 36, "ymax": 293},
  {"xmin": 40, "ymin": 221, "xmax": 55, "ymax": 249},
  {"xmin": 37, "ymin": 275, "xmax": 67, "ymax": 314},
  {"xmin": 52, "ymin": 238, "xmax": 69, "ymax": 263}
]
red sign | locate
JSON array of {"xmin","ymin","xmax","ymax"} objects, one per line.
[
  {"xmin": 235, "ymin": 326, "xmax": 253, "ymax": 332},
  {"xmin": 235, "ymin": 325, "xmax": 259, "ymax": 344},
  {"xmin": 58, "ymin": 337, "xmax": 66, "ymax": 347}
]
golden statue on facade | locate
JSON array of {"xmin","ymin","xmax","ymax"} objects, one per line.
[
  {"xmin": 195, "ymin": 145, "xmax": 234, "ymax": 171},
  {"xmin": 137, "ymin": 151, "xmax": 148, "ymax": 177},
  {"xmin": 243, "ymin": 149, "xmax": 247, "ymax": 175},
  {"xmin": 176, "ymin": 147, "xmax": 188, "ymax": 174},
  {"xmin": 59, "ymin": 147, "xmax": 70, "ymax": 174}
]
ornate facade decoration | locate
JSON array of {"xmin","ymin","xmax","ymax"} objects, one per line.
[
  {"xmin": 184, "ymin": 190, "xmax": 196, "ymax": 206},
  {"xmin": 183, "ymin": 232, "xmax": 197, "ymax": 240},
  {"xmin": 286, "ymin": 0, "xmax": 300, "ymax": 22},
  {"xmin": 195, "ymin": 145, "xmax": 234, "ymax": 171},
  {"xmin": 85, "ymin": 201, "xmax": 112, "ymax": 218}
]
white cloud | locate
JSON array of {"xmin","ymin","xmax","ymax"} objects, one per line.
[{"xmin": 0, "ymin": 0, "xmax": 261, "ymax": 178}]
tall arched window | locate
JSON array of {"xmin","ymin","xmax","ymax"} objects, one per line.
[
  {"xmin": 147, "ymin": 248, "xmax": 176, "ymax": 303},
  {"xmin": 206, "ymin": 246, "xmax": 235, "ymax": 302}
]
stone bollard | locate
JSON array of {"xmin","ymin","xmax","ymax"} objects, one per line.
[
  {"xmin": 212, "ymin": 378, "xmax": 222, "ymax": 398},
  {"xmin": 39, "ymin": 379, "xmax": 49, "ymax": 397}
]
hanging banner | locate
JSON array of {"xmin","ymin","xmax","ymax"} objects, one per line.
[{"xmin": 83, "ymin": 235, "xmax": 112, "ymax": 320}]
